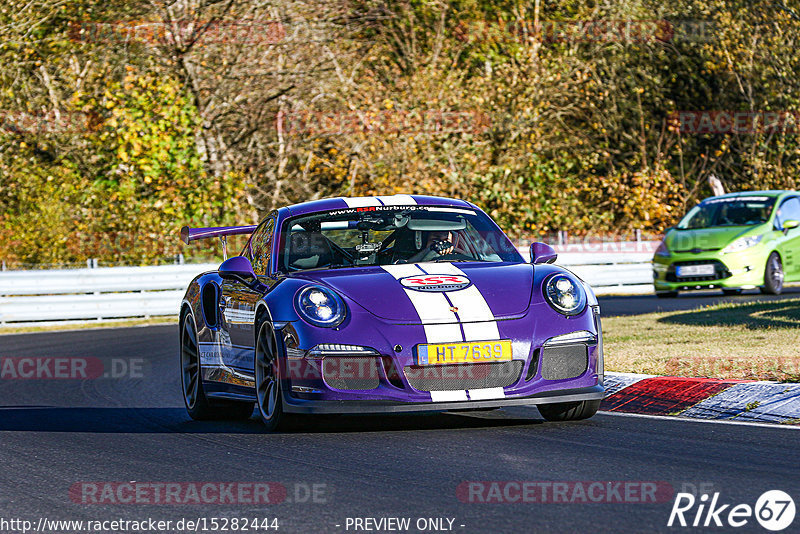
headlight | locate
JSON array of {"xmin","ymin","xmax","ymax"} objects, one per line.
[
  {"xmin": 721, "ymin": 234, "xmax": 764, "ymax": 254},
  {"xmin": 544, "ymin": 274, "xmax": 587, "ymax": 316},
  {"xmin": 294, "ymin": 286, "xmax": 346, "ymax": 328},
  {"xmin": 654, "ymin": 240, "xmax": 670, "ymax": 258}
]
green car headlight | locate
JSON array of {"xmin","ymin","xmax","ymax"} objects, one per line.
[
  {"xmin": 544, "ymin": 274, "xmax": 587, "ymax": 316},
  {"xmin": 721, "ymin": 234, "xmax": 764, "ymax": 254}
]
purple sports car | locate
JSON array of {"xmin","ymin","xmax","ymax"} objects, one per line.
[{"xmin": 179, "ymin": 195, "xmax": 604, "ymax": 430}]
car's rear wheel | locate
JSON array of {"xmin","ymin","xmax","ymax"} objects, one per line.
[
  {"xmin": 760, "ymin": 252, "xmax": 784, "ymax": 295},
  {"xmin": 537, "ymin": 399, "xmax": 601, "ymax": 422},
  {"xmin": 255, "ymin": 320, "xmax": 293, "ymax": 431},
  {"xmin": 180, "ymin": 312, "xmax": 254, "ymax": 421}
]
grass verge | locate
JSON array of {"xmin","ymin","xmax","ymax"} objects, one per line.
[{"xmin": 603, "ymin": 298, "xmax": 800, "ymax": 382}]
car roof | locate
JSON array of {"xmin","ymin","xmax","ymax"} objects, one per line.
[
  {"xmin": 702, "ymin": 190, "xmax": 794, "ymax": 202},
  {"xmin": 281, "ymin": 195, "xmax": 476, "ymax": 217}
]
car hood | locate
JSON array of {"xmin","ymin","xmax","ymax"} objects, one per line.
[
  {"xmin": 665, "ymin": 225, "xmax": 766, "ymax": 252},
  {"xmin": 293, "ymin": 262, "xmax": 534, "ymax": 322}
]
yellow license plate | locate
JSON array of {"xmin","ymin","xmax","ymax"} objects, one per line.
[{"xmin": 416, "ymin": 340, "xmax": 513, "ymax": 366}]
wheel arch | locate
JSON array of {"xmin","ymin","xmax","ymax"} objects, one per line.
[
  {"xmin": 254, "ymin": 301, "xmax": 273, "ymax": 326},
  {"xmin": 763, "ymin": 249, "xmax": 783, "ymax": 275},
  {"xmin": 180, "ymin": 300, "xmax": 193, "ymax": 322}
]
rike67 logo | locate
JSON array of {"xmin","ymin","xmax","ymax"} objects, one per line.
[{"xmin": 668, "ymin": 490, "xmax": 796, "ymax": 531}]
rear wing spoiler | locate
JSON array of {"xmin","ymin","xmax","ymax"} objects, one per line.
[{"xmin": 180, "ymin": 225, "xmax": 258, "ymax": 259}]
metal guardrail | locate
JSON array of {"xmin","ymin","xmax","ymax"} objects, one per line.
[
  {"xmin": 539, "ymin": 241, "xmax": 658, "ymax": 296},
  {"xmin": 0, "ymin": 244, "xmax": 657, "ymax": 325},
  {"xmin": 0, "ymin": 264, "xmax": 217, "ymax": 324}
]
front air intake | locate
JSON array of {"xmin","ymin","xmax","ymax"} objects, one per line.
[
  {"xmin": 540, "ymin": 344, "xmax": 588, "ymax": 380},
  {"xmin": 322, "ymin": 357, "xmax": 381, "ymax": 390},
  {"xmin": 403, "ymin": 361, "xmax": 523, "ymax": 392}
]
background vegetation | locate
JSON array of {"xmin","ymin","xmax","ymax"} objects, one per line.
[{"xmin": 2, "ymin": 0, "xmax": 800, "ymax": 265}]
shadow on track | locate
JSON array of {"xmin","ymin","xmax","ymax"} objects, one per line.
[
  {"xmin": 657, "ymin": 298, "xmax": 800, "ymax": 329},
  {"xmin": 0, "ymin": 406, "xmax": 543, "ymax": 434}
]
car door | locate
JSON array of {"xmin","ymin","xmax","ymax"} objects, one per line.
[
  {"xmin": 219, "ymin": 215, "xmax": 277, "ymax": 374},
  {"xmin": 774, "ymin": 196, "xmax": 800, "ymax": 279}
]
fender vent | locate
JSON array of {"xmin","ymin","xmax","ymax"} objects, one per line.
[{"xmin": 201, "ymin": 283, "xmax": 219, "ymax": 328}]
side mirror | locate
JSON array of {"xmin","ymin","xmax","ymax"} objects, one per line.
[
  {"xmin": 530, "ymin": 242, "xmax": 558, "ymax": 264},
  {"xmin": 218, "ymin": 256, "xmax": 257, "ymax": 285},
  {"xmin": 783, "ymin": 219, "xmax": 799, "ymax": 232}
]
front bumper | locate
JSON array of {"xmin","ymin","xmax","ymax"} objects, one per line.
[
  {"xmin": 281, "ymin": 384, "xmax": 604, "ymax": 414},
  {"xmin": 272, "ymin": 303, "xmax": 604, "ymax": 414},
  {"xmin": 652, "ymin": 252, "xmax": 766, "ymax": 291}
]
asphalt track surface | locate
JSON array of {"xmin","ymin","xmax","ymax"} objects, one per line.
[
  {"xmin": 1, "ymin": 324, "xmax": 800, "ymax": 534},
  {"xmin": 598, "ymin": 286, "xmax": 800, "ymax": 316}
]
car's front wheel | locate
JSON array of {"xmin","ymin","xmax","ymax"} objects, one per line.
[
  {"xmin": 255, "ymin": 320, "xmax": 292, "ymax": 431},
  {"xmin": 760, "ymin": 252, "xmax": 784, "ymax": 295},
  {"xmin": 537, "ymin": 399, "xmax": 600, "ymax": 422}
]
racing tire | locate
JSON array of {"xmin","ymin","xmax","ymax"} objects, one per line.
[
  {"xmin": 254, "ymin": 320, "xmax": 295, "ymax": 431},
  {"xmin": 760, "ymin": 252, "xmax": 784, "ymax": 295},
  {"xmin": 180, "ymin": 312, "xmax": 254, "ymax": 421},
  {"xmin": 656, "ymin": 291, "xmax": 678, "ymax": 298},
  {"xmin": 537, "ymin": 399, "xmax": 601, "ymax": 422}
]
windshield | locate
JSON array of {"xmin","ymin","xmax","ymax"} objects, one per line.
[
  {"xmin": 277, "ymin": 206, "xmax": 523, "ymax": 272},
  {"xmin": 677, "ymin": 196, "xmax": 776, "ymax": 229}
]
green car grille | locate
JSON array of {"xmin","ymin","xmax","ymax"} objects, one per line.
[{"xmin": 666, "ymin": 260, "xmax": 732, "ymax": 282}]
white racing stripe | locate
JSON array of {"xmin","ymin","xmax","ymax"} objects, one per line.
[
  {"xmin": 343, "ymin": 195, "xmax": 417, "ymax": 208},
  {"xmin": 383, "ymin": 262, "xmax": 505, "ymax": 403},
  {"xmin": 383, "ymin": 262, "xmax": 501, "ymax": 342},
  {"xmin": 408, "ymin": 292, "xmax": 463, "ymax": 343},
  {"xmin": 430, "ymin": 390, "xmax": 468, "ymax": 402},
  {"xmin": 381, "ymin": 264, "xmax": 462, "ymax": 343},
  {"xmin": 343, "ymin": 197, "xmax": 382, "ymax": 208},
  {"xmin": 417, "ymin": 262, "xmax": 500, "ymax": 341},
  {"xmin": 377, "ymin": 194, "xmax": 417, "ymax": 205}
]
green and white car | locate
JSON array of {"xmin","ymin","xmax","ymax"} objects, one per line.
[{"xmin": 653, "ymin": 190, "xmax": 800, "ymax": 297}]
